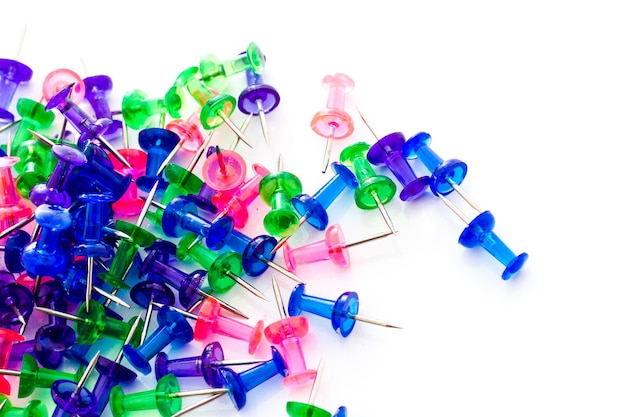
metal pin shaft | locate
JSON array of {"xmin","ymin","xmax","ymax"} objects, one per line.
[
  {"xmin": 72, "ymin": 350, "xmax": 100, "ymax": 397},
  {"xmin": 187, "ymin": 131, "xmax": 214, "ymax": 172},
  {"xmin": 115, "ymin": 311, "xmax": 144, "ymax": 363},
  {"xmin": 169, "ymin": 388, "xmax": 228, "ymax": 398},
  {"xmin": 153, "ymin": 302, "xmax": 199, "ymax": 320},
  {"xmin": 92, "ymin": 286, "xmax": 131, "ymax": 308},
  {"xmin": 448, "ymin": 180, "xmax": 482, "ymax": 213},
  {"xmin": 351, "ymin": 313, "xmax": 403, "ymax": 329},
  {"xmin": 271, "ymin": 274, "xmax": 287, "ymax": 320},
  {"xmin": 136, "ymin": 181, "xmax": 160, "ymax": 227},
  {"xmin": 263, "ymin": 258, "xmax": 305, "ymax": 284},
  {"xmin": 138, "ymin": 300, "xmax": 154, "ymax": 345},
  {"xmin": 170, "ymin": 392, "xmax": 227, "ymax": 417},
  {"xmin": 218, "ymin": 109, "xmax": 253, "ymax": 149},
  {"xmin": 256, "ymin": 100, "xmax": 270, "ymax": 146},
  {"xmin": 438, "ymin": 193, "xmax": 471, "ymax": 225},
  {"xmin": 308, "ymin": 356, "xmax": 325, "ymax": 405},
  {"xmin": 229, "ymin": 114, "xmax": 251, "ymax": 151},
  {"xmin": 225, "ymin": 270, "xmax": 269, "ymax": 302},
  {"xmin": 357, "ymin": 107, "xmax": 380, "ymax": 140},
  {"xmin": 85, "ymin": 257, "xmax": 94, "ymax": 313},
  {"xmin": 343, "ymin": 230, "xmax": 396, "ymax": 249},
  {"xmin": 372, "ymin": 192, "xmax": 397, "ymax": 235},
  {"xmin": 156, "ymin": 139, "xmax": 184, "ymax": 176},
  {"xmin": 0, "ymin": 215, "xmax": 35, "ymax": 240},
  {"xmin": 322, "ymin": 125, "xmax": 336, "ymax": 174},
  {"xmin": 0, "ymin": 119, "xmax": 21, "ymax": 135},
  {"xmin": 35, "ymin": 306, "xmax": 85, "ymax": 322},
  {"xmin": 269, "ymin": 215, "xmax": 308, "ymax": 255}
]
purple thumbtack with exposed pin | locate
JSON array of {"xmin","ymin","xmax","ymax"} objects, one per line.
[
  {"xmin": 154, "ymin": 341, "xmax": 265, "ymax": 386},
  {"xmin": 49, "ymin": 350, "xmax": 100, "ymax": 417},
  {"xmin": 359, "ymin": 111, "xmax": 430, "ymax": 201}
]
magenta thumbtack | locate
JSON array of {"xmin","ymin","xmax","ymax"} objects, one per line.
[
  {"xmin": 264, "ymin": 275, "xmax": 316, "ymax": 388},
  {"xmin": 211, "ymin": 163, "xmax": 271, "ymax": 229},
  {"xmin": 202, "ymin": 145, "xmax": 246, "ymax": 193},
  {"xmin": 41, "ymin": 68, "xmax": 86, "ymax": 105},
  {"xmin": 194, "ymin": 297, "xmax": 265, "ymax": 355},
  {"xmin": 283, "ymin": 224, "xmax": 394, "ymax": 273}
]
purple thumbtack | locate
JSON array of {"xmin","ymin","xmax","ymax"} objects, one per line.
[{"xmin": 83, "ymin": 75, "xmax": 123, "ymax": 141}]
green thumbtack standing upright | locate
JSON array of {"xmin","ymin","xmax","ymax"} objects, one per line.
[{"xmin": 259, "ymin": 154, "xmax": 303, "ymax": 238}]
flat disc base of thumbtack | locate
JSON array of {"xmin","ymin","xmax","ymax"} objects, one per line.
[
  {"xmin": 502, "ymin": 253, "xmax": 528, "ymax": 280},
  {"xmin": 310, "ymin": 109, "xmax": 354, "ymax": 139},
  {"xmin": 286, "ymin": 401, "xmax": 332, "ymax": 417},
  {"xmin": 283, "ymin": 369, "xmax": 318, "ymax": 388},
  {"xmin": 399, "ymin": 176, "xmax": 430, "ymax": 201}
]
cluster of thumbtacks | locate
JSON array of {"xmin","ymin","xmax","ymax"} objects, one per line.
[{"xmin": 0, "ymin": 38, "xmax": 528, "ymax": 417}]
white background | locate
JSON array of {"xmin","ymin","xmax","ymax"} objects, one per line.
[{"xmin": 1, "ymin": 1, "xmax": 625, "ymax": 416}]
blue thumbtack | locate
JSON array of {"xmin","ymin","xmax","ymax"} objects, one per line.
[{"xmin": 404, "ymin": 132, "xmax": 528, "ymax": 279}]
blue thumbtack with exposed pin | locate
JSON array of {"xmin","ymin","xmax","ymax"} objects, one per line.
[
  {"xmin": 287, "ymin": 283, "xmax": 402, "ymax": 337},
  {"xmin": 403, "ymin": 131, "xmax": 528, "ymax": 279}
]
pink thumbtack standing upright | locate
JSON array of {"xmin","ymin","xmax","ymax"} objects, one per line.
[
  {"xmin": 264, "ymin": 275, "xmax": 317, "ymax": 388},
  {"xmin": 310, "ymin": 73, "xmax": 355, "ymax": 173}
]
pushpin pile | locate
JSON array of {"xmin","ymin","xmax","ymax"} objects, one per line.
[{"xmin": 0, "ymin": 35, "xmax": 528, "ymax": 417}]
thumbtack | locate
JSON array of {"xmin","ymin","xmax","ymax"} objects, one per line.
[
  {"xmin": 193, "ymin": 297, "xmax": 265, "ymax": 355},
  {"xmin": 283, "ymin": 224, "xmax": 394, "ymax": 272},
  {"xmin": 90, "ymin": 314, "xmax": 142, "ymax": 415},
  {"xmin": 238, "ymin": 69, "xmax": 281, "ymax": 145},
  {"xmin": 202, "ymin": 145, "xmax": 246, "ymax": 193},
  {"xmin": 186, "ymin": 77, "xmax": 253, "ymax": 149},
  {"xmin": 35, "ymin": 301, "xmax": 143, "ymax": 346},
  {"xmin": 264, "ymin": 275, "xmax": 317, "ymax": 387},
  {"xmin": 122, "ymin": 305, "xmax": 194, "ymax": 375},
  {"xmin": 288, "ymin": 283, "xmax": 402, "ymax": 337},
  {"xmin": 224, "ymin": 229, "xmax": 305, "ymax": 284},
  {"xmin": 217, "ymin": 345, "xmax": 288, "ymax": 410},
  {"xmin": 271, "ymin": 162, "xmax": 358, "ymax": 255},
  {"xmin": 404, "ymin": 132, "xmax": 528, "ymax": 279},
  {"xmin": 45, "ymin": 83, "xmax": 132, "ymax": 170},
  {"xmin": 110, "ymin": 370, "xmax": 227, "ymax": 417},
  {"xmin": 199, "ymin": 42, "xmax": 265, "ymax": 91},
  {"xmin": 340, "ymin": 142, "xmax": 398, "ymax": 234},
  {"xmin": 154, "ymin": 341, "xmax": 265, "ymax": 386},
  {"xmin": 50, "ymin": 351, "xmax": 101, "ymax": 417},
  {"xmin": 121, "ymin": 88, "xmax": 168, "ymax": 131},
  {"xmin": 258, "ymin": 154, "xmax": 303, "ymax": 238},
  {"xmin": 311, "ymin": 73, "xmax": 355, "ymax": 173},
  {"xmin": 164, "ymin": 66, "xmax": 199, "ymax": 119},
  {"xmin": 0, "ymin": 56, "xmax": 33, "ymax": 124},
  {"xmin": 174, "ymin": 233, "xmax": 268, "ymax": 303},
  {"xmin": 0, "ymin": 353, "xmax": 80, "ymax": 398},
  {"xmin": 286, "ymin": 356, "xmax": 346, "ymax": 417},
  {"xmin": 211, "ymin": 163, "xmax": 270, "ymax": 229},
  {"xmin": 359, "ymin": 110, "xmax": 430, "ymax": 201}
]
